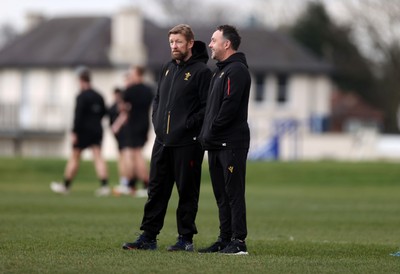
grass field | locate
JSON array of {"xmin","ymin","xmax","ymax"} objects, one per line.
[{"xmin": 1, "ymin": 158, "xmax": 400, "ymax": 273}]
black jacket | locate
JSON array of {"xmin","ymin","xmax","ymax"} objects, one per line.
[
  {"xmin": 73, "ymin": 88, "xmax": 106, "ymax": 136},
  {"xmin": 152, "ymin": 41, "xmax": 212, "ymax": 146},
  {"xmin": 199, "ymin": 52, "xmax": 251, "ymax": 150}
]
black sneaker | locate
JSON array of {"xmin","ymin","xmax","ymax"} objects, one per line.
[
  {"xmin": 122, "ymin": 234, "xmax": 157, "ymax": 250},
  {"xmin": 198, "ymin": 237, "xmax": 230, "ymax": 253},
  {"xmin": 219, "ymin": 239, "xmax": 248, "ymax": 255},
  {"xmin": 167, "ymin": 235, "xmax": 194, "ymax": 251}
]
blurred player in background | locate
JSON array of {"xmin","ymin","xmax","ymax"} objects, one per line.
[
  {"xmin": 111, "ymin": 66, "xmax": 154, "ymax": 197},
  {"xmin": 108, "ymin": 87, "xmax": 133, "ymax": 195},
  {"xmin": 51, "ymin": 66, "xmax": 110, "ymax": 196}
]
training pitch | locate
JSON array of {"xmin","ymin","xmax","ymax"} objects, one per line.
[{"xmin": 1, "ymin": 158, "xmax": 400, "ymax": 273}]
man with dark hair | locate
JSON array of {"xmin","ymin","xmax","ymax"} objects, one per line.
[
  {"xmin": 51, "ymin": 66, "xmax": 110, "ymax": 196},
  {"xmin": 199, "ymin": 25, "xmax": 251, "ymax": 255},
  {"xmin": 122, "ymin": 24, "xmax": 212, "ymax": 251}
]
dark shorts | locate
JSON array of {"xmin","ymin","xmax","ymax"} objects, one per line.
[
  {"xmin": 115, "ymin": 135, "xmax": 126, "ymax": 151},
  {"xmin": 113, "ymin": 130, "xmax": 125, "ymax": 151},
  {"xmin": 74, "ymin": 133, "xmax": 102, "ymax": 150},
  {"xmin": 119, "ymin": 129, "xmax": 148, "ymax": 149}
]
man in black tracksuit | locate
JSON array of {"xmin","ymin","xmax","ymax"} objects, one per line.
[
  {"xmin": 50, "ymin": 67, "xmax": 110, "ymax": 196},
  {"xmin": 199, "ymin": 25, "xmax": 251, "ymax": 255},
  {"xmin": 123, "ymin": 24, "xmax": 212, "ymax": 251}
]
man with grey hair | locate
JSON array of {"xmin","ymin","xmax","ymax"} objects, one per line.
[{"xmin": 122, "ymin": 24, "xmax": 212, "ymax": 251}]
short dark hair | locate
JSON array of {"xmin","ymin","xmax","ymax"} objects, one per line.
[
  {"xmin": 79, "ymin": 72, "xmax": 90, "ymax": 83},
  {"xmin": 217, "ymin": 25, "xmax": 241, "ymax": 50},
  {"xmin": 134, "ymin": 65, "xmax": 146, "ymax": 77},
  {"xmin": 168, "ymin": 24, "xmax": 194, "ymax": 42},
  {"xmin": 113, "ymin": 87, "xmax": 122, "ymax": 94},
  {"xmin": 76, "ymin": 66, "xmax": 91, "ymax": 82}
]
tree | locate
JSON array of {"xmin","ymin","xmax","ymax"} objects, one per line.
[
  {"xmin": 289, "ymin": 2, "xmax": 378, "ymax": 108},
  {"xmin": 342, "ymin": 0, "xmax": 400, "ymax": 132}
]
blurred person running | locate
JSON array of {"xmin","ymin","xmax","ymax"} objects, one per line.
[
  {"xmin": 108, "ymin": 87, "xmax": 134, "ymax": 195},
  {"xmin": 50, "ymin": 66, "xmax": 110, "ymax": 196}
]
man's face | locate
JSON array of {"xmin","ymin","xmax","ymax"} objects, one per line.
[
  {"xmin": 114, "ymin": 92, "xmax": 122, "ymax": 103},
  {"xmin": 209, "ymin": 30, "xmax": 227, "ymax": 61},
  {"xmin": 169, "ymin": 33, "xmax": 193, "ymax": 62},
  {"xmin": 129, "ymin": 68, "xmax": 139, "ymax": 83}
]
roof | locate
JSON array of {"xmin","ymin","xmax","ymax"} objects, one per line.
[
  {"xmin": 240, "ymin": 28, "xmax": 333, "ymax": 73},
  {"xmin": 0, "ymin": 16, "xmax": 332, "ymax": 74},
  {"xmin": 0, "ymin": 17, "xmax": 111, "ymax": 68},
  {"xmin": 144, "ymin": 25, "xmax": 332, "ymax": 73}
]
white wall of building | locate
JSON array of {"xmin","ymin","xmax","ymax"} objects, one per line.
[
  {"xmin": 2, "ymin": 65, "xmax": 400, "ymax": 162},
  {"xmin": 0, "ymin": 69, "xmax": 21, "ymax": 103}
]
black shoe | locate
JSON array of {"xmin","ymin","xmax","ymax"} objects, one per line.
[
  {"xmin": 167, "ymin": 235, "xmax": 194, "ymax": 251},
  {"xmin": 198, "ymin": 237, "xmax": 230, "ymax": 253},
  {"xmin": 122, "ymin": 233, "xmax": 157, "ymax": 250},
  {"xmin": 219, "ymin": 239, "xmax": 248, "ymax": 255}
]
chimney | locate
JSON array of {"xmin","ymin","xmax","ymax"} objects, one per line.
[
  {"xmin": 25, "ymin": 11, "xmax": 46, "ymax": 32},
  {"xmin": 110, "ymin": 7, "xmax": 147, "ymax": 66}
]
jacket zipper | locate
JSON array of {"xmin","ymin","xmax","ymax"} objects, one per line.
[
  {"xmin": 165, "ymin": 64, "xmax": 180, "ymax": 135},
  {"xmin": 166, "ymin": 111, "xmax": 171, "ymax": 134}
]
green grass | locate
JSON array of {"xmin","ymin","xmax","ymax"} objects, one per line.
[{"xmin": 1, "ymin": 158, "xmax": 400, "ymax": 273}]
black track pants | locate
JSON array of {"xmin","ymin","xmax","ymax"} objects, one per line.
[
  {"xmin": 140, "ymin": 141, "xmax": 204, "ymax": 239},
  {"xmin": 208, "ymin": 149, "xmax": 248, "ymax": 240}
]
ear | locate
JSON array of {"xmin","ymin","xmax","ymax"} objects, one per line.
[
  {"xmin": 224, "ymin": 39, "xmax": 231, "ymax": 50},
  {"xmin": 188, "ymin": 39, "xmax": 194, "ymax": 49}
]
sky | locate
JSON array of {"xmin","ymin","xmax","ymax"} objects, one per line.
[
  {"xmin": 1, "ymin": 0, "xmax": 252, "ymax": 30},
  {"xmin": 1, "ymin": 0, "xmax": 137, "ymax": 30},
  {"xmin": 1, "ymin": 0, "xmax": 347, "ymax": 31}
]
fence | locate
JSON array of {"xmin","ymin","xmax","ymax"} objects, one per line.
[{"xmin": 0, "ymin": 103, "xmax": 68, "ymax": 134}]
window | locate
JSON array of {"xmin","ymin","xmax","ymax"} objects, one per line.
[
  {"xmin": 0, "ymin": 73, "xmax": 3, "ymax": 100},
  {"xmin": 277, "ymin": 74, "xmax": 288, "ymax": 103},
  {"xmin": 255, "ymin": 74, "xmax": 265, "ymax": 102},
  {"xmin": 20, "ymin": 70, "xmax": 31, "ymax": 128}
]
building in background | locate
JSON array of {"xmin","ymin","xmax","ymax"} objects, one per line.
[{"xmin": 0, "ymin": 7, "xmax": 336, "ymax": 160}]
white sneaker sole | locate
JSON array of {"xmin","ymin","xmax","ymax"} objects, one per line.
[
  {"xmin": 50, "ymin": 182, "xmax": 69, "ymax": 195},
  {"xmin": 221, "ymin": 251, "xmax": 249, "ymax": 255}
]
